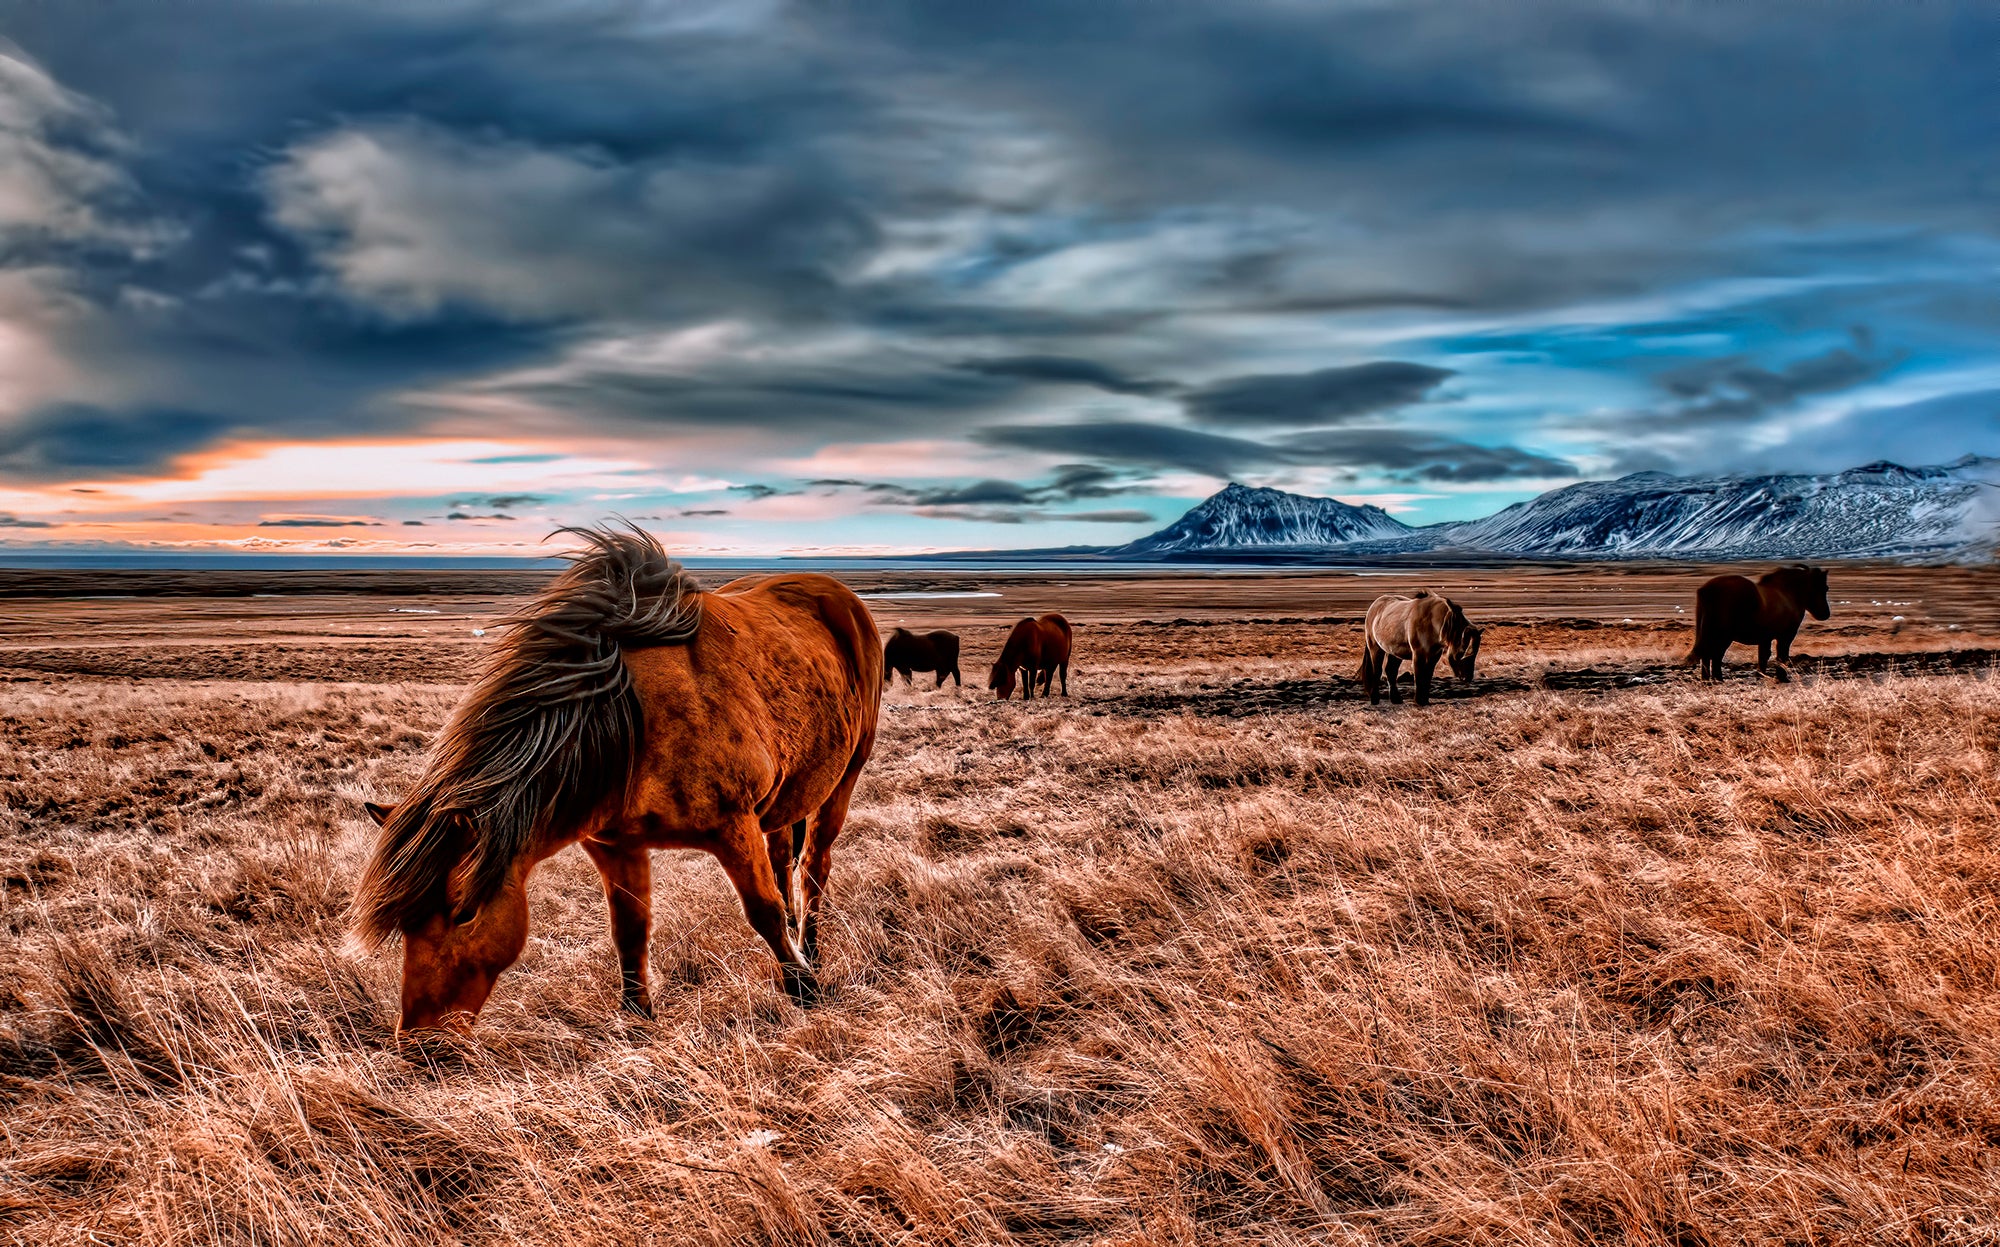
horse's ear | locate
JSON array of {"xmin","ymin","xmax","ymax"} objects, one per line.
[{"xmin": 364, "ymin": 801, "xmax": 395, "ymax": 827}]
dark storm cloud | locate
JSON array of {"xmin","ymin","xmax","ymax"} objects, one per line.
[
  {"xmin": 257, "ymin": 517, "xmax": 381, "ymax": 528},
  {"xmin": 486, "ymin": 355, "xmax": 1023, "ymax": 436},
  {"xmin": 816, "ymin": 465, "xmax": 1152, "ymax": 514},
  {"xmin": 982, "ymin": 421, "xmax": 1575, "ymax": 482},
  {"xmin": 955, "ymin": 355, "xmax": 1176, "ymax": 397},
  {"xmin": 1045, "ymin": 464, "xmax": 1143, "ymax": 499},
  {"xmin": 1, "ymin": 0, "xmax": 1998, "ymax": 482},
  {"xmin": 452, "ymin": 493, "xmax": 544, "ymax": 510},
  {"xmin": 909, "ymin": 505, "xmax": 1154, "ymax": 525},
  {"xmin": 1184, "ymin": 363, "xmax": 1455, "ymax": 426},
  {"xmin": 979, "ymin": 422, "xmax": 1283, "ymax": 477},
  {"xmin": 0, "ymin": 404, "xmax": 234, "ymax": 480},
  {"xmin": 1275, "ymin": 430, "xmax": 1578, "ymax": 482},
  {"xmin": 1645, "ymin": 339, "xmax": 1890, "ymax": 427}
]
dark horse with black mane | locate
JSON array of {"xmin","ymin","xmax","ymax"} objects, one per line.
[
  {"xmin": 989, "ymin": 614, "xmax": 1072, "ymax": 699},
  {"xmin": 1689, "ymin": 564, "xmax": 1830, "ymax": 681},
  {"xmin": 354, "ymin": 523, "xmax": 880, "ymax": 1032},
  {"xmin": 884, "ymin": 627, "xmax": 961, "ymax": 688}
]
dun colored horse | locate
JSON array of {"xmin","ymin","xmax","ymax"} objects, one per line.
[
  {"xmin": 989, "ymin": 614, "xmax": 1072, "ymax": 700},
  {"xmin": 1359, "ymin": 592, "xmax": 1482, "ymax": 706},
  {"xmin": 354, "ymin": 524, "xmax": 880, "ymax": 1032},
  {"xmin": 884, "ymin": 627, "xmax": 961, "ymax": 688},
  {"xmin": 1689, "ymin": 564, "xmax": 1830, "ymax": 681}
]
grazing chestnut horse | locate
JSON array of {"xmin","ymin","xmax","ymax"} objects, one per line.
[
  {"xmin": 989, "ymin": 614, "xmax": 1072, "ymax": 700},
  {"xmin": 1359, "ymin": 591, "xmax": 1482, "ymax": 707},
  {"xmin": 353, "ymin": 524, "xmax": 880, "ymax": 1032},
  {"xmin": 1689, "ymin": 564, "xmax": 1830, "ymax": 682},
  {"xmin": 884, "ymin": 627, "xmax": 961, "ymax": 688}
]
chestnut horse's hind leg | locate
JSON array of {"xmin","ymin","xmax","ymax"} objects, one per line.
[
  {"xmin": 713, "ymin": 817, "xmax": 819, "ymax": 1005},
  {"xmin": 582, "ymin": 838, "xmax": 656, "ymax": 1019},
  {"xmin": 1384, "ymin": 654, "xmax": 1404, "ymax": 704}
]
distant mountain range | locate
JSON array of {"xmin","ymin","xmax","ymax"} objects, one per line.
[{"xmin": 1085, "ymin": 456, "xmax": 1997, "ymax": 562}]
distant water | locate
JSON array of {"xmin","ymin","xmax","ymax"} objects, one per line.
[{"xmin": 0, "ymin": 551, "xmax": 1426, "ymax": 574}]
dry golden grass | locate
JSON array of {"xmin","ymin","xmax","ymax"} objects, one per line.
[{"xmin": 3, "ymin": 593, "xmax": 1999, "ymax": 1245}]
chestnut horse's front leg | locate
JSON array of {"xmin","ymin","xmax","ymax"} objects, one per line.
[
  {"xmin": 1414, "ymin": 654, "xmax": 1436, "ymax": 706},
  {"xmin": 713, "ymin": 816, "xmax": 819, "ymax": 1005},
  {"xmin": 800, "ymin": 761, "xmax": 863, "ymax": 966},
  {"xmin": 582, "ymin": 838, "xmax": 655, "ymax": 1018}
]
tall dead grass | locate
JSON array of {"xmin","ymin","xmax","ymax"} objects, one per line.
[{"xmin": 2, "ymin": 648, "xmax": 1998, "ymax": 1244}]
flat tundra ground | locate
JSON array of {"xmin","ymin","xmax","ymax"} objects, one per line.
[{"xmin": 1, "ymin": 564, "xmax": 1998, "ymax": 1246}]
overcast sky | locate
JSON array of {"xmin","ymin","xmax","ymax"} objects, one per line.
[{"xmin": 1, "ymin": 0, "xmax": 1997, "ymax": 555}]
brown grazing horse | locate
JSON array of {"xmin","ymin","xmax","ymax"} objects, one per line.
[
  {"xmin": 884, "ymin": 627, "xmax": 961, "ymax": 688},
  {"xmin": 1689, "ymin": 564, "xmax": 1830, "ymax": 681},
  {"xmin": 354, "ymin": 524, "xmax": 880, "ymax": 1032},
  {"xmin": 1359, "ymin": 591, "xmax": 1482, "ymax": 706},
  {"xmin": 988, "ymin": 614, "xmax": 1072, "ymax": 699}
]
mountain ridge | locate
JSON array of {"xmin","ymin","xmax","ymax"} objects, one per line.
[{"xmin": 916, "ymin": 455, "xmax": 1997, "ymax": 563}]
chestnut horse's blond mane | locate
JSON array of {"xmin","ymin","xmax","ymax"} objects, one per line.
[{"xmin": 351, "ymin": 523, "xmax": 702, "ymax": 946}]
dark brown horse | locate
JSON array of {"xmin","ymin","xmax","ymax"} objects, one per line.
[
  {"xmin": 1689, "ymin": 564, "xmax": 1830, "ymax": 681},
  {"xmin": 988, "ymin": 614, "xmax": 1072, "ymax": 700},
  {"xmin": 1359, "ymin": 591, "xmax": 1482, "ymax": 706},
  {"xmin": 884, "ymin": 627, "xmax": 961, "ymax": 688},
  {"xmin": 354, "ymin": 524, "xmax": 880, "ymax": 1032}
]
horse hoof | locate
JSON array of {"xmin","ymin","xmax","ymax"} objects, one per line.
[
  {"xmin": 781, "ymin": 964, "xmax": 822, "ymax": 1007},
  {"xmin": 621, "ymin": 993, "xmax": 656, "ymax": 1020}
]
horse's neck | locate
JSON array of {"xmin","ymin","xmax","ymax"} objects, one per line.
[{"xmin": 1760, "ymin": 576, "xmax": 1799, "ymax": 613}]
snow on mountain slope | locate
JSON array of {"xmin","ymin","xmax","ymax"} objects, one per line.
[
  {"xmin": 1110, "ymin": 457, "xmax": 1997, "ymax": 560},
  {"xmin": 1434, "ymin": 457, "xmax": 1995, "ymax": 558},
  {"xmin": 1112, "ymin": 482, "xmax": 1411, "ymax": 557}
]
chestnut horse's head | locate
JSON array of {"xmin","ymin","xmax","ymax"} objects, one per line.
[
  {"xmin": 362, "ymin": 801, "xmax": 531, "ymax": 1033},
  {"xmin": 987, "ymin": 660, "xmax": 1017, "ymax": 700}
]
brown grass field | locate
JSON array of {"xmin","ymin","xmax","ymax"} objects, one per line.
[{"xmin": 2, "ymin": 563, "xmax": 1998, "ymax": 1246}]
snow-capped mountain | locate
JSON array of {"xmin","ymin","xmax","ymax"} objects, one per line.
[
  {"xmin": 1109, "ymin": 457, "xmax": 1997, "ymax": 560},
  {"xmin": 1112, "ymin": 481, "xmax": 1411, "ymax": 556},
  {"xmin": 1434, "ymin": 457, "xmax": 1995, "ymax": 559}
]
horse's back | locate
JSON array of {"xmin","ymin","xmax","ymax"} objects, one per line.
[
  {"xmin": 1037, "ymin": 614, "xmax": 1072, "ymax": 662},
  {"xmin": 1363, "ymin": 594, "xmax": 1417, "ymax": 655},
  {"xmin": 926, "ymin": 630, "xmax": 961, "ymax": 664},
  {"xmin": 1000, "ymin": 615, "xmax": 1040, "ymax": 666},
  {"xmin": 627, "ymin": 575, "xmax": 879, "ymax": 828},
  {"xmin": 1695, "ymin": 574, "xmax": 1762, "ymax": 646}
]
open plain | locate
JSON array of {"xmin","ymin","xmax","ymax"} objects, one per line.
[{"xmin": 2, "ymin": 563, "xmax": 1998, "ymax": 1245}]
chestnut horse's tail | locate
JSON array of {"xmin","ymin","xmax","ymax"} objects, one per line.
[{"xmin": 351, "ymin": 522, "xmax": 703, "ymax": 947}]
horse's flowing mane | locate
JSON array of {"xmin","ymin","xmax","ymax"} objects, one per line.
[{"xmin": 351, "ymin": 523, "xmax": 703, "ymax": 946}]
